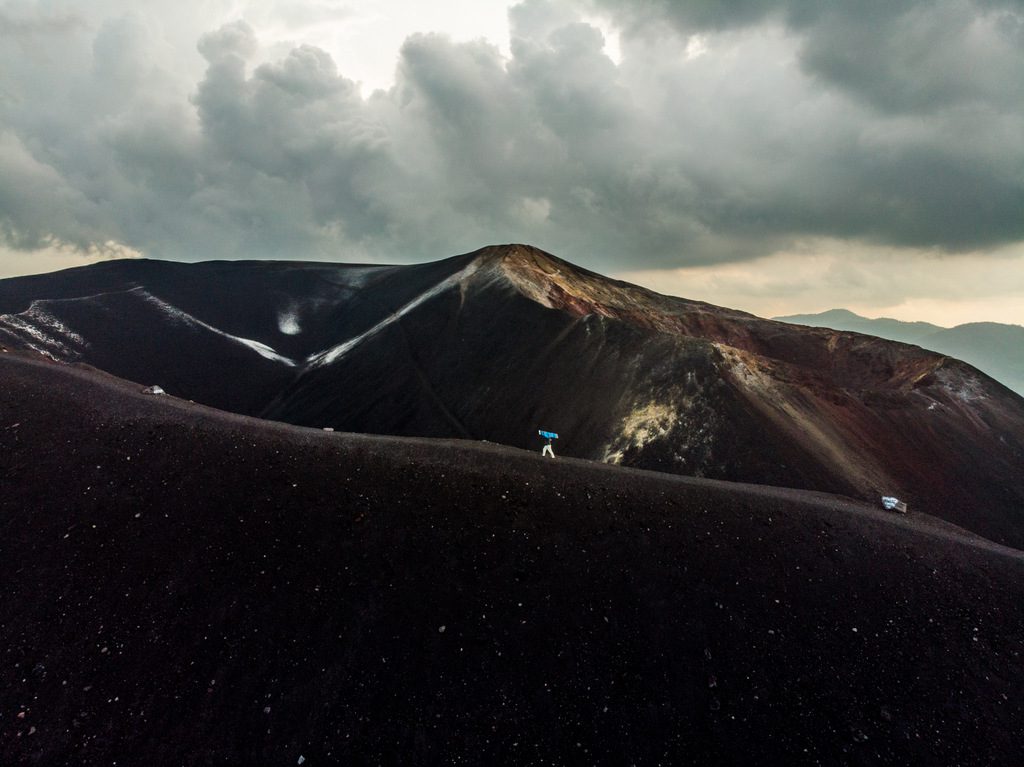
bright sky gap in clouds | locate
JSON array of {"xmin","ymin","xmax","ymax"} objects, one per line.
[{"xmin": 1, "ymin": 0, "xmax": 1023, "ymax": 325}]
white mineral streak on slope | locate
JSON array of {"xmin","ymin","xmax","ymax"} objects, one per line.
[
  {"xmin": 21, "ymin": 303, "xmax": 85, "ymax": 345},
  {"xmin": 0, "ymin": 315, "xmax": 63, "ymax": 359},
  {"xmin": 137, "ymin": 290, "xmax": 297, "ymax": 366},
  {"xmin": 306, "ymin": 259, "xmax": 483, "ymax": 368},
  {"xmin": 0, "ymin": 301, "xmax": 87, "ymax": 359}
]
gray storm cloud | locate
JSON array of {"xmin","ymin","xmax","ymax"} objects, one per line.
[{"xmin": 0, "ymin": 0, "xmax": 1023, "ymax": 272}]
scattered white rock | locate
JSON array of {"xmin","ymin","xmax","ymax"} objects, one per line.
[{"xmin": 142, "ymin": 385, "xmax": 165, "ymax": 396}]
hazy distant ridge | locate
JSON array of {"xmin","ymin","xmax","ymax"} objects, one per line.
[{"xmin": 775, "ymin": 309, "xmax": 1024, "ymax": 396}]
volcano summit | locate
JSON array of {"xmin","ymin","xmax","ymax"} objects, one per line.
[{"xmin": 2, "ymin": 244, "xmax": 1023, "ymax": 548}]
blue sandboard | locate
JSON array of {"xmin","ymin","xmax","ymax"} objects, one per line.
[{"xmin": 538, "ymin": 430, "xmax": 559, "ymax": 439}]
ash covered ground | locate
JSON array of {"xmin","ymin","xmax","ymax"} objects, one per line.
[{"xmin": 2, "ymin": 352, "xmax": 1023, "ymax": 765}]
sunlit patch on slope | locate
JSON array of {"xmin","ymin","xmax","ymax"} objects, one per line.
[
  {"xmin": 603, "ymin": 402, "xmax": 679, "ymax": 464},
  {"xmin": 494, "ymin": 244, "xmax": 753, "ymax": 343},
  {"xmin": 715, "ymin": 343, "xmax": 885, "ymax": 490}
]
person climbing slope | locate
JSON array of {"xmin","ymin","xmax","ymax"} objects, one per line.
[{"xmin": 538, "ymin": 429, "xmax": 558, "ymax": 458}]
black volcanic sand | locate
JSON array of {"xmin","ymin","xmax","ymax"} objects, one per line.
[{"xmin": 2, "ymin": 352, "xmax": 1023, "ymax": 766}]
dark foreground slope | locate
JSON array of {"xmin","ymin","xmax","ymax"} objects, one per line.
[{"xmin": 2, "ymin": 352, "xmax": 1024, "ymax": 766}]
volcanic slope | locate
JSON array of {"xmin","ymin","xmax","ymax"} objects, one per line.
[
  {"xmin": 775, "ymin": 309, "xmax": 1024, "ymax": 397},
  {"xmin": 2, "ymin": 351, "xmax": 1024, "ymax": 766},
  {"xmin": 2, "ymin": 245, "xmax": 1023, "ymax": 548}
]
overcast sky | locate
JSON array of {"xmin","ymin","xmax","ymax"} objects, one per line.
[{"xmin": 1, "ymin": 0, "xmax": 1023, "ymax": 325}]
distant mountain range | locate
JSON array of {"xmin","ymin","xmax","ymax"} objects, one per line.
[
  {"xmin": 774, "ymin": 309, "xmax": 1024, "ymax": 397},
  {"xmin": 3, "ymin": 245, "xmax": 1024, "ymax": 547}
]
